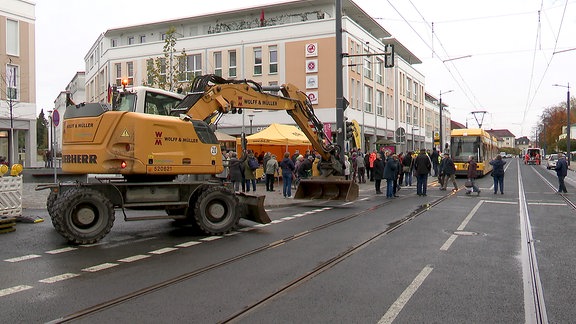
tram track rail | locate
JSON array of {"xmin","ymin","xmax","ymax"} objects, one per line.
[
  {"xmin": 531, "ymin": 166, "xmax": 576, "ymax": 211},
  {"xmin": 48, "ymin": 187, "xmax": 456, "ymax": 323}
]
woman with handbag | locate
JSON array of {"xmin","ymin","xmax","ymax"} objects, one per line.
[{"xmin": 465, "ymin": 156, "xmax": 480, "ymax": 195}]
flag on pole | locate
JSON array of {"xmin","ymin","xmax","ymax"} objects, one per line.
[{"xmin": 107, "ymin": 84, "xmax": 112, "ymax": 104}]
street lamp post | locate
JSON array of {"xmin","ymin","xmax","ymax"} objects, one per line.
[
  {"xmin": 248, "ymin": 114, "xmax": 254, "ymax": 134},
  {"xmin": 553, "ymin": 83, "xmax": 571, "ymax": 165},
  {"xmin": 439, "ymin": 90, "xmax": 453, "ymax": 152}
]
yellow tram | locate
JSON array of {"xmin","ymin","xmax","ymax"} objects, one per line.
[{"xmin": 450, "ymin": 128, "xmax": 499, "ymax": 177}]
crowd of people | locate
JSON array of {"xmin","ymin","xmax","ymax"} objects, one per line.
[{"xmin": 218, "ymin": 145, "xmax": 559, "ymax": 199}]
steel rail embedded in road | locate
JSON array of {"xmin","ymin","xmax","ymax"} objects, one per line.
[{"xmin": 47, "ymin": 185, "xmax": 457, "ymax": 323}]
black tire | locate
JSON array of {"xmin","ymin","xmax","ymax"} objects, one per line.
[
  {"xmin": 52, "ymin": 188, "xmax": 115, "ymax": 245},
  {"xmin": 47, "ymin": 191, "xmax": 58, "ymax": 219},
  {"xmin": 193, "ymin": 186, "xmax": 239, "ymax": 235}
]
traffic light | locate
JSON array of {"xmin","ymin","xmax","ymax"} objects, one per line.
[{"xmin": 345, "ymin": 121, "xmax": 354, "ymax": 141}]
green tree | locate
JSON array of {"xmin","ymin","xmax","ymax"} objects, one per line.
[
  {"xmin": 144, "ymin": 27, "xmax": 189, "ymax": 92},
  {"xmin": 36, "ymin": 109, "xmax": 49, "ymax": 150}
]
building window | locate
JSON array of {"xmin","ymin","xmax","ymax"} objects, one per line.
[
  {"xmin": 128, "ymin": 36, "xmax": 135, "ymax": 45},
  {"xmin": 111, "ymin": 39, "xmax": 118, "ymax": 47},
  {"xmin": 376, "ymin": 58, "xmax": 383, "ymax": 84},
  {"xmin": 213, "ymin": 52, "xmax": 222, "ymax": 77},
  {"xmin": 185, "ymin": 54, "xmax": 202, "ymax": 80},
  {"xmin": 228, "ymin": 50, "xmax": 237, "ymax": 78},
  {"xmin": 406, "ymin": 78, "xmax": 412, "ymax": 98},
  {"xmin": 127, "ymin": 62, "xmax": 134, "ymax": 85},
  {"xmin": 253, "ymin": 47, "xmax": 262, "ymax": 75},
  {"xmin": 363, "ymin": 53, "xmax": 372, "ymax": 80},
  {"xmin": 115, "ymin": 63, "xmax": 122, "ymax": 86},
  {"xmin": 6, "ymin": 64, "xmax": 18, "ymax": 100},
  {"xmin": 159, "ymin": 58, "xmax": 167, "ymax": 83},
  {"xmin": 269, "ymin": 46, "xmax": 278, "ymax": 74},
  {"xmin": 413, "ymin": 81, "xmax": 419, "ymax": 101},
  {"xmin": 356, "ymin": 80, "xmax": 361, "ymax": 111},
  {"xmin": 376, "ymin": 90, "xmax": 384, "ymax": 116},
  {"xmin": 406, "ymin": 103, "xmax": 412, "ymax": 124},
  {"xmin": 350, "ymin": 78, "xmax": 355, "ymax": 109},
  {"xmin": 349, "ymin": 42, "xmax": 355, "ymax": 72},
  {"xmin": 413, "ymin": 106, "xmax": 419, "ymax": 125},
  {"xmin": 364, "ymin": 85, "xmax": 373, "ymax": 113},
  {"xmin": 6, "ymin": 19, "xmax": 19, "ymax": 56},
  {"xmin": 140, "ymin": 35, "xmax": 146, "ymax": 43}
]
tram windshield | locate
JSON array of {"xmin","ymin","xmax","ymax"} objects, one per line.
[{"xmin": 451, "ymin": 136, "xmax": 481, "ymax": 162}]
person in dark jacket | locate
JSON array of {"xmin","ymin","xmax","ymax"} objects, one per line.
[
  {"xmin": 414, "ymin": 149, "xmax": 431, "ymax": 196},
  {"xmin": 440, "ymin": 153, "xmax": 458, "ymax": 191},
  {"xmin": 554, "ymin": 153, "xmax": 568, "ymax": 193},
  {"xmin": 228, "ymin": 152, "xmax": 245, "ymax": 192},
  {"xmin": 372, "ymin": 152, "xmax": 385, "ymax": 194},
  {"xmin": 465, "ymin": 155, "xmax": 480, "ymax": 195},
  {"xmin": 430, "ymin": 147, "xmax": 440, "ymax": 176},
  {"xmin": 402, "ymin": 151, "xmax": 413, "ymax": 186},
  {"xmin": 383, "ymin": 154, "xmax": 399, "ymax": 198},
  {"xmin": 489, "ymin": 154, "xmax": 506, "ymax": 194},
  {"xmin": 279, "ymin": 152, "xmax": 296, "ymax": 198}
]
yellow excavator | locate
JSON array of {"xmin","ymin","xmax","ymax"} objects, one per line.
[{"xmin": 44, "ymin": 75, "xmax": 358, "ymax": 244}]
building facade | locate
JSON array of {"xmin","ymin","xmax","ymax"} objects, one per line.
[
  {"xmin": 0, "ymin": 0, "xmax": 37, "ymax": 166},
  {"xmin": 52, "ymin": 72, "xmax": 85, "ymax": 156},
  {"xmin": 83, "ymin": 0, "xmax": 430, "ymax": 154}
]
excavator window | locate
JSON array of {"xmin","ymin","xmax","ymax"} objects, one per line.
[{"xmin": 144, "ymin": 91, "xmax": 182, "ymax": 116}]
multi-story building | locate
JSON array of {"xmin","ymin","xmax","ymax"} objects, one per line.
[
  {"xmin": 424, "ymin": 92, "xmax": 452, "ymax": 153},
  {"xmin": 0, "ymin": 0, "xmax": 37, "ymax": 166},
  {"xmin": 83, "ymin": 0, "xmax": 427, "ymax": 153},
  {"xmin": 487, "ymin": 129, "xmax": 516, "ymax": 148},
  {"xmin": 53, "ymin": 72, "xmax": 85, "ymax": 156}
]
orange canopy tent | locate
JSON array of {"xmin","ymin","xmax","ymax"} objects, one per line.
[{"xmin": 236, "ymin": 123, "xmax": 312, "ymax": 159}]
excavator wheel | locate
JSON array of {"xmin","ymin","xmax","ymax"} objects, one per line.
[
  {"xmin": 52, "ymin": 187, "xmax": 115, "ymax": 245},
  {"xmin": 192, "ymin": 186, "xmax": 239, "ymax": 235}
]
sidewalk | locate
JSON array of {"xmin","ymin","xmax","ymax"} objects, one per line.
[{"xmin": 22, "ymin": 180, "xmax": 370, "ymax": 211}]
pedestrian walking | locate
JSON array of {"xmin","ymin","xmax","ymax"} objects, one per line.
[
  {"xmin": 414, "ymin": 148, "xmax": 431, "ymax": 196},
  {"xmin": 369, "ymin": 150, "xmax": 377, "ymax": 181},
  {"xmin": 243, "ymin": 151, "xmax": 258, "ymax": 192},
  {"xmin": 265, "ymin": 154, "xmax": 278, "ymax": 192},
  {"xmin": 489, "ymin": 154, "xmax": 506, "ymax": 194},
  {"xmin": 228, "ymin": 152, "xmax": 245, "ymax": 192},
  {"xmin": 554, "ymin": 153, "xmax": 568, "ymax": 193},
  {"xmin": 402, "ymin": 151, "xmax": 413, "ymax": 186},
  {"xmin": 431, "ymin": 147, "xmax": 440, "ymax": 176},
  {"xmin": 373, "ymin": 152, "xmax": 385, "ymax": 194},
  {"xmin": 440, "ymin": 153, "xmax": 458, "ymax": 191},
  {"xmin": 465, "ymin": 155, "xmax": 480, "ymax": 195},
  {"xmin": 356, "ymin": 152, "xmax": 366, "ymax": 183},
  {"xmin": 279, "ymin": 152, "xmax": 296, "ymax": 198},
  {"xmin": 344, "ymin": 155, "xmax": 351, "ymax": 180},
  {"xmin": 384, "ymin": 154, "xmax": 398, "ymax": 198}
]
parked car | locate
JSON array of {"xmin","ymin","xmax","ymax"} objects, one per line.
[{"xmin": 546, "ymin": 154, "xmax": 559, "ymax": 169}]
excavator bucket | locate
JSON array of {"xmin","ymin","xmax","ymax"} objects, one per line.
[
  {"xmin": 236, "ymin": 193, "xmax": 271, "ymax": 224},
  {"xmin": 294, "ymin": 178, "xmax": 359, "ymax": 201}
]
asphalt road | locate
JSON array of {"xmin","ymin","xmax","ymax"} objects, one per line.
[{"xmin": 1, "ymin": 158, "xmax": 575, "ymax": 323}]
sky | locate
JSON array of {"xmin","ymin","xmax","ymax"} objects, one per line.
[{"xmin": 35, "ymin": 0, "xmax": 576, "ymax": 137}]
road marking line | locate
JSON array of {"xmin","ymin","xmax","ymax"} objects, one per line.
[
  {"xmin": 149, "ymin": 247, "xmax": 179, "ymax": 254},
  {"xmin": 254, "ymin": 223, "xmax": 270, "ymax": 227},
  {"xmin": 271, "ymin": 220, "xmax": 283, "ymax": 224},
  {"xmin": 118, "ymin": 255, "xmax": 150, "ymax": 262},
  {"xmin": 378, "ymin": 265, "xmax": 434, "ymax": 324},
  {"xmin": 82, "ymin": 263, "xmax": 118, "ymax": 272},
  {"xmin": 527, "ymin": 202, "xmax": 566, "ymax": 206},
  {"xmin": 281, "ymin": 216, "xmax": 295, "ymax": 221},
  {"xmin": 237, "ymin": 227, "xmax": 255, "ymax": 232},
  {"xmin": 440, "ymin": 200, "xmax": 484, "ymax": 251},
  {"xmin": 225, "ymin": 231, "xmax": 240, "ymax": 236},
  {"xmin": 440, "ymin": 235, "xmax": 458, "ymax": 251},
  {"xmin": 176, "ymin": 241, "xmax": 202, "ymax": 247},
  {"xmin": 199, "ymin": 236, "xmax": 222, "ymax": 242},
  {"xmin": 46, "ymin": 247, "xmax": 78, "ymax": 254},
  {"xmin": 0, "ymin": 285, "xmax": 33, "ymax": 297},
  {"xmin": 484, "ymin": 200, "xmax": 517, "ymax": 205},
  {"xmin": 4, "ymin": 254, "xmax": 41, "ymax": 262},
  {"xmin": 39, "ymin": 273, "xmax": 80, "ymax": 283},
  {"xmin": 313, "ymin": 209, "xmax": 325, "ymax": 212}
]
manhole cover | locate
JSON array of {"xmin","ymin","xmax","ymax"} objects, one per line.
[{"xmin": 453, "ymin": 231, "xmax": 479, "ymax": 236}]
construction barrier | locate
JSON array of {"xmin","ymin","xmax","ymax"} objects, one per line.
[{"xmin": 0, "ymin": 175, "xmax": 23, "ymax": 218}]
